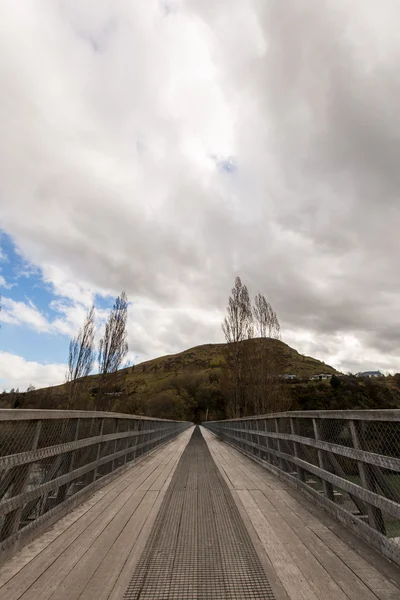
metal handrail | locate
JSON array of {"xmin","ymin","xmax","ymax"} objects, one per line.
[
  {"xmin": 0, "ymin": 410, "xmax": 191, "ymax": 564},
  {"xmin": 204, "ymin": 410, "xmax": 400, "ymax": 566}
]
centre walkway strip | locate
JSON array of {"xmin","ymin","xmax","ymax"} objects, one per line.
[{"xmin": 123, "ymin": 426, "xmax": 276, "ymax": 600}]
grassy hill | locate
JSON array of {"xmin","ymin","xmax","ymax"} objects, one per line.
[
  {"xmin": 126, "ymin": 337, "xmax": 338, "ymax": 380},
  {"xmin": 41, "ymin": 338, "xmax": 338, "ymax": 399},
  {"xmin": 7, "ymin": 339, "xmax": 340, "ymax": 419},
  {"xmin": 5, "ymin": 339, "xmax": 400, "ymax": 419}
]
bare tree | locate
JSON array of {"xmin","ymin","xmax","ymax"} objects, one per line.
[
  {"xmin": 66, "ymin": 305, "xmax": 96, "ymax": 408},
  {"xmin": 97, "ymin": 292, "xmax": 128, "ymax": 408},
  {"xmin": 222, "ymin": 277, "xmax": 253, "ymax": 344},
  {"xmin": 221, "ymin": 288, "xmax": 287, "ymax": 417},
  {"xmin": 253, "ymin": 293, "xmax": 280, "ymax": 339},
  {"xmin": 252, "ymin": 293, "xmax": 285, "ymax": 413},
  {"xmin": 221, "ymin": 277, "xmax": 253, "ymax": 417}
]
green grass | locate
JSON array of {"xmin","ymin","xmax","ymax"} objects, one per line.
[
  {"xmin": 18, "ymin": 338, "xmax": 340, "ymax": 416},
  {"xmin": 47, "ymin": 338, "xmax": 339, "ymax": 397}
]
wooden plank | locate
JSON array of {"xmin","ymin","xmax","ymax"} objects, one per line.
[
  {"xmin": 229, "ymin": 489, "xmax": 291, "ymax": 600},
  {"xmin": 202, "ymin": 428, "xmax": 285, "ymax": 492},
  {"xmin": 78, "ymin": 491, "xmax": 159, "ymax": 600},
  {"xmin": 237, "ymin": 489, "xmax": 319, "ymax": 600},
  {"xmin": 220, "ymin": 434, "xmax": 400, "ymax": 595},
  {"xmin": 0, "ymin": 434, "xmax": 187, "ymax": 600},
  {"xmin": 204, "ymin": 446, "xmax": 235, "ymax": 489},
  {"xmin": 4, "ymin": 485, "xmax": 146, "ymax": 599},
  {"xmin": 148, "ymin": 440, "xmax": 187, "ymax": 491},
  {"xmin": 43, "ymin": 489, "xmax": 148, "ymax": 600},
  {"xmin": 207, "ymin": 429, "xmax": 400, "ymax": 600},
  {"xmin": 218, "ymin": 446, "xmax": 284, "ymax": 496},
  {"xmin": 108, "ymin": 488, "xmax": 167, "ymax": 600},
  {"xmin": 0, "ymin": 435, "xmax": 178, "ymax": 568},
  {"xmin": 8, "ymin": 486, "xmax": 143, "ymax": 600},
  {"xmin": 219, "ymin": 443, "xmax": 283, "ymax": 493},
  {"xmin": 211, "ymin": 447, "xmax": 256, "ymax": 490},
  {"xmin": 211, "ymin": 435, "xmax": 393, "ymax": 599},
  {"xmin": 108, "ymin": 431, "xmax": 191, "ymax": 600},
  {"xmin": 249, "ymin": 489, "xmax": 349, "ymax": 600},
  {"xmin": 0, "ymin": 445, "xmax": 168, "ymax": 588},
  {"xmin": 138, "ymin": 434, "xmax": 187, "ymax": 492},
  {"xmin": 0, "ymin": 430, "xmax": 181, "ymax": 520},
  {"xmin": 17, "ymin": 442, "xmax": 183, "ymax": 600},
  {"xmin": 201, "ymin": 428, "xmax": 250, "ymax": 485},
  {"xmin": 251, "ymin": 488, "xmax": 376, "ymax": 600},
  {"xmin": 274, "ymin": 488, "xmax": 400, "ymax": 600},
  {"xmin": 88, "ymin": 432, "xmax": 188, "ymax": 600},
  {"xmin": 215, "ymin": 431, "xmax": 400, "ymax": 520}
]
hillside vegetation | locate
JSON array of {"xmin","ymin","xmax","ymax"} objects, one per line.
[{"xmin": 4, "ymin": 339, "xmax": 400, "ymax": 421}]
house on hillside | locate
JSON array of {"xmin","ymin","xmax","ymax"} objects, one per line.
[
  {"xmin": 310, "ymin": 373, "xmax": 332, "ymax": 381},
  {"xmin": 356, "ymin": 371, "xmax": 383, "ymax": 378},
  {"xmin": 282, "ymin": 374, "xmax": 297, "ymax": 380}
]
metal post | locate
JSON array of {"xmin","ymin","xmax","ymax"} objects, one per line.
[
  {"xmin": 243, "ymin": 420, "xmax": 248, "ymax": 452},
  {"xmin": 124, "ymin": 420, "xmax": 133, "ymax": 464},
  {"xmin": 111, "ymin": 419, "xmax": 119, "ymax": 472},
  {"xmin": 255, "ymin": 420, "xmax": 261, "ymax": 458},
  {"xmin": 0, "ymin": 420, "xmax": 42, "ymax": 540},
  {"xmin": 93, "ymin": 418, "xmax": 105, "ymax": 481},
  {"xmin": 313, "ymin": 419, "xmax": 335, "ymax": 501},
  {"xmin": 349, "ymin": 420, "xmax": 386, "ymax": 534},
  {"xmin": 263, "ymin": 419, "xmax": 271, "ymax": 464},
  {"xmin": 275, "ymin": 418, "xmax": 285, "ymax": 470},
  {"xmin": 133, "ymin": 420, "xmax": 142, "ymax": 460},
  {"xmin": 290, "ymin": 417, "xmax": 305, "ymax": 482},
  {"xmin": 57, "ymin": 419, "xmax": 80, "ymax": 502}
]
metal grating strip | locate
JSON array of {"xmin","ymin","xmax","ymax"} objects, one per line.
[{"xmin": 123, "ymin": 426, "xmax": 276, "ymax": 599}]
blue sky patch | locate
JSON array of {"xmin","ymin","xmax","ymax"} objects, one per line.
[
  {"xmin": 0, "ymin": 232, "xmax": 121, "ymax": 379},
  {"xmin": 0, "ymin": 233, "xmax": 81, "ymax": 367},
  {"xmin": 211, "ymin": 155, "xmax": 237, "ymax": 174}
]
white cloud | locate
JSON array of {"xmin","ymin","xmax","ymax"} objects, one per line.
[
  {"xmin": 1, "ymin": 1, "xmax": 400, "ymax": 376},
  {"xmin": 0, "ymin": 294, "xmax": 91, "ymax": 338},
  {"xmin": 0, "ymin": 297, "xmax": 50, "ymax": 332},
  {"xmin": 0, "ymin": 275, "xmax": 14, "ymax": 290},
  {"xmin": 0, "ymin": 352, "xmax": 66, "ymax": 391},
  {"xmin": 285, "ymin": 329, "xmax": 400, "ymax": 376}
]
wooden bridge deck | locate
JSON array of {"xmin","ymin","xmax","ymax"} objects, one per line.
[{"xmin": 0, "ymin": 426, "xmax": 399, "ymax": 600}]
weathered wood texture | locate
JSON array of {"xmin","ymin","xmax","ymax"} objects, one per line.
[
  {"xmin": 0, "ymin": 410, "xmax": 191, "ymax": 563},
  {"xmin": 202, "ymin": 427, "xmax": 400, "ymax": 600},
  {"xmin": 0, "ymin": 428, "xmax": 193, "ymax": 600},
  {"xmin": 204, "ymin": 411, "xmax": 400, "ymax": 566},
  {"xmin": 2, "ymin": 424, "xmax": 398, "ymax": 600}
]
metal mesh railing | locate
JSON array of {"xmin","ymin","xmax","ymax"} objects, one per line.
[
  {"xmin": 204, "ymin": 410, "xmax": 400, "ymax": 567},
  {"xmin": 0, "ymin": 409, "xmax": 191, "ymax": 564}
]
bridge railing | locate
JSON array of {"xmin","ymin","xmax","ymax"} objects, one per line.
[
  {"xmin": 0, "ymin": 409, "xmax": 191, "ymax": 564},
  {"xmin": 204, "ymin": 410, "xmax": 400, "ymax": 566}
]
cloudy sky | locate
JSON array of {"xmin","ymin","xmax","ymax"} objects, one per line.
[{"xmin": 1, "ymin": 0, "xmax": 400, "ymax": 390}]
